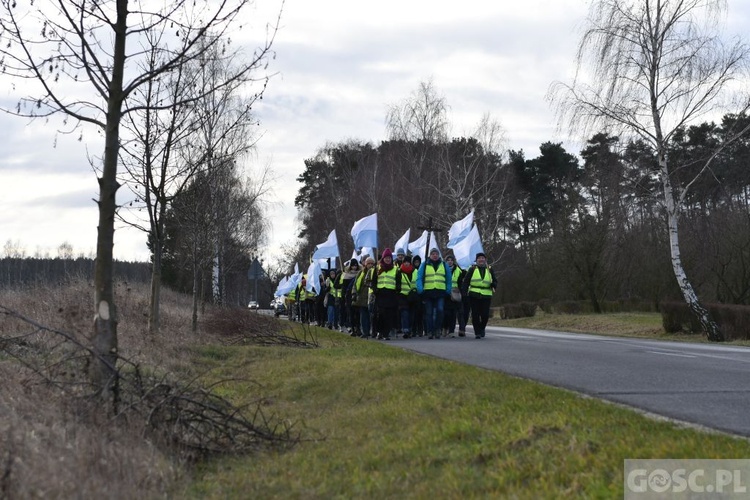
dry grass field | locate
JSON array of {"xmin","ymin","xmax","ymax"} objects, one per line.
[{"xmin": 0, "ymin": 277, "xmax": 299, "ymax": 498}]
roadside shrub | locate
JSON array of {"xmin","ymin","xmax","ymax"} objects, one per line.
[
  {"xmin": 660, "ymin": 301, "xmax": 750, "ymax": 340},
  {"xmin": 538, "ymin": 299, "xmax": 553, "ymax": 314},
  {"xmin": 660, "ymin": 301, "xmax": 695, "ymax": 333},
  {"xmin": 500, "ymin": 302, "xmax": 537, "ymax": 319},
  {"xmin": 708, "ymin": 304, "xmax": 750, "ymax": 341},
  {"xmin": 501, "ymin": 304, "xmax": 524, "ymax": 319},
  {"xmin": 520, "ymin": 301, "xmax": 537, "ymax": 317}
]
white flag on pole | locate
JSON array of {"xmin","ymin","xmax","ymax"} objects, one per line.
[
  {"xmin": 408, "ymin": 230, "xmax": 428, "ymax": 260},
  {"xmin": 447, "ymin": 210, "xmax": 474, "ymax": 248},
  {"xmin": 276, "ymin": 276, "xmax": 298, "ymax": 296},
  {"xmin": 428, "ymin": 232, "xmax": 441, "ymax": 258},
  {"xmin": 394, "ymin": 228, "xmax": 411, "ymax": 255},
  {"xmin": 274, "ymin": 276, "xmax": 286, "ymax": 297},
  {"xmin": 305, "ymin": 260, "xmax": 323, "ymax": 294},
  {"xmin": 452, "ymin": 224, "xmax": 484, "ymax": 269},
  {"xmin": 312, "ymin": 229, "xmax": 340, "ymax": 260},
  {"xmin": 351, "ymin": 213, "xmax": 378, "ymax": 249}
]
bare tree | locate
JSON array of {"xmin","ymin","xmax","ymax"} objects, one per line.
[
  {"xmin": 57, "ymin": 242, "xmax": 75, "ymax": 260},
  {"xmin": 0, "ymin": 0, "xmax": 280, "ymax": 393},
  {"xmin": 119, "ymin": 33, "xmax": 270, "ymax": 334},
  {"xmin": 3, "ymin": 240, "xmax": 26, "ymax": 259},
  {"xmin": 385, "ymin": 79, "xmax": 450, "ymax": 222},
  {"xmin": 118, "ymin": 34, "xmax": 198, "ymax": 336},
  {"xmin": 183, "ymin": 42, "xmax": 273, "ymax": 307},
  {"xmin": 550, "ymin": 0, "xmax": 750, "ymax": 341}
]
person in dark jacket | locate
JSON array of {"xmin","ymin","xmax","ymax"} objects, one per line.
[
  {"xmin": 410, "ymin": 255, "xmax": 424, "ymax": 336},
  {"xmin": 339, "ymin": 259, "xmax": 361, "ymax": 335},
  {"xmin": 443, "ymin": 254, "xmax": 467, "ymax": 337},
  {"xmin": 370, "ymin": 248, "xmax": 404, "ymax": 340},
  {"xmin": 463, "ymin": 252, "xmax": 497, "ymax": 338}
]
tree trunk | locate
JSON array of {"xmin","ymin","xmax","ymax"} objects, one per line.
[
  {"xmin": 192, "ymin": 242, "xmax": 200, "ymax": 332},
  {"xmin": 148, "ymin": 239, "xmax": 162, "ymax": 335},
  {"xmin": 661, "ymin": 164, "xmax": 724, "ymax": 342},
  {"xmin": 91, "ymin": 0, "xmax": 129, "ymax": 397},
  {"xmin": 213, "ymin": 241, "xmax": 221, "ymax": 304}
]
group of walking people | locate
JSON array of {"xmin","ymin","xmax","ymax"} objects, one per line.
[{"xmin": 287, "ymin": 247, "xmax": 497, "ymax": 340}]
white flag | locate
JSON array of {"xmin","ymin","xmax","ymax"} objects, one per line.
[
  {"xmin": 427, "ymin": 232, "xmax": 441, "ymax": 258},
  {"xmin": 452, "ymin": 224, "xmax": 484, "ymax": 269},
  {"xmin": 394, "ymin": 228, "xmax": 411, "ymax": 255},
  {"xmin": 305, "ymin": 261, "xmax": 323, "ymax": 294},
  {"xmin": 274, "ymin": 276, "xmax": 287, "ymax": 296},
  {"xmin": 351, "ymin": 213, "xmax": 378, "ymax": 249},
  {"xmin": 408, "ymin": 230, "xmax": 428, "ymax": 260},
  {"xmin": 286, "ymin": 265, "xmax": 302, "ymax": 292},
  {"xmin": 312, "ymin": 229, "xmax": 340, "ymax": 260},
  {"xmin": 276, "ymin": 276, "xmax": 298, "ymax": 296},
  {"xmin": 447, "ymin": 210, "xmax": 474, "ymax": 248}
]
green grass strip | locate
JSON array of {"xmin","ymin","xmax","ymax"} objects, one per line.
[{"xmin": 185, "ymin": 327, "xmax": 750, "ymax": 498}]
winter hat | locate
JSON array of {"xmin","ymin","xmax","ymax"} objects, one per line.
[
  {"xmin": 365, "ymin": 257, "xmax": 376, "ymax": 265},
  {"xmin": 475, "ymin": 251, "xmax": 486, "ymax": 259},
  {"xmin": 429, "ymin": 247, "xmax": 440, "ymax": 254},
  {"xmin": 382, "ymin": 248, "xmax": 393, "ymax": 259},
  {"xmin": 396, "ymin": 248, "xmax": 405, "ymax": 255}
]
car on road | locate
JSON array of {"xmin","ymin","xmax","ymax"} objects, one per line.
[
  {"xmin": 248, "ymin": 300, "xmax": 259, "ymax": 310},
  {"xmin": 272, "ymin": 298, "xmax": 286, "ymax": 317}
]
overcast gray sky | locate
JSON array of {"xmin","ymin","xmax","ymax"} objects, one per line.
[{"xmin": 1, "ymin": 0, "xmax": 748, "ymax": 265}]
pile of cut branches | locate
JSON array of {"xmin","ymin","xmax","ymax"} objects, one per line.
[
  {"xmin": 203, "ymin": 307, "xmax": 319, "ymax": 348},
  {"xmin": 0, "ymin": 305, "xmax": 300, "ymax": 463}
]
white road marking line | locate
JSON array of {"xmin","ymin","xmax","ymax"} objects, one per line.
[{"xmin": 646, "ymin": 350, "xmax": 697, "ymax": 358}]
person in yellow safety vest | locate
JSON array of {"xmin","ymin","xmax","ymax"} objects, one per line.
[
  {"xmin": 285, "ymin": 292, "xmax": 295, "ymax": 321},
  {"xmin": 315, "ymin": 273, "xmax": 327, "ymax": 326},
  {"xmin": 463, "ymin": 252, "xmax": 497, "ymax": 338},
  {"xmin": 294, "ymin": 276, "xmax": 306, "ymax": 322},
  {"xmin": 415, "ymin": 247, "xmax": 453, "ymax": 340},
  {"xmin": 410, "ymin": 255, "xmax": 424, "ymax": 336},
  {"xmin": 325, "ymin": 269, "xmax": 339, "ymax": 329},
  {"xmin": 397, "ymin": 254, "xmax": 415, "ymax": 338},
  {"xmin": 370, "ymin": 248, "xmax": 407, "ymax": 340},
  {"xmin": 339, "ymin": 259, "xmax": 361, "ymax": 335},
  {"xmin": 295, "ymin": 275, "xmax": 317, "ymax": 324},
  {"xmin": 352, "ymin": 256, "xmax": 376, "ymax": 337},
  {"xmin": 443, "ymin": 254, "xmax": 468, "ymax": 337}
]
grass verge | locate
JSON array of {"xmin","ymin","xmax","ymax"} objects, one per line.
[
  {"xmin": 490, "ymin": 310, "xmax": 750, "ymax": 346},
  {"xmin": 185, "ymin": 325, "xmax": 750, "ymax": 498}
]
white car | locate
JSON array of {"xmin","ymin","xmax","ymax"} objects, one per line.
[{"xmin": 248, "ymin": 300, "xmax": 259, "ymax": 310}]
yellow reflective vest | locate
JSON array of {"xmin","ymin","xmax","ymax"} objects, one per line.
[
  {"xmin": 423, "ymin": 262, "xmax": 447, "ymax": 291},
  {"xmin": 468, "ymin": 266, "xmax": 493, "ymax": 296},
  {"xmin": 376, "ymin": 266, "xmax": 398, "ymax": 290}
]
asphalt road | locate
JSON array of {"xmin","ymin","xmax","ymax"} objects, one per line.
[{"xmin": 393, "ymin": 325, "xmax": 750, "ymax": 437}]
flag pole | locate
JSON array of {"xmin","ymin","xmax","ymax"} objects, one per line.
[{"xmin": 418, "ymin": 217, "xmax": 443, "ymax": 262}]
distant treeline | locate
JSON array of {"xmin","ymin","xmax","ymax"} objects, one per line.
[{"xmin": 0, "ymin": 257, "xmax": 151, "ymax": 287}]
